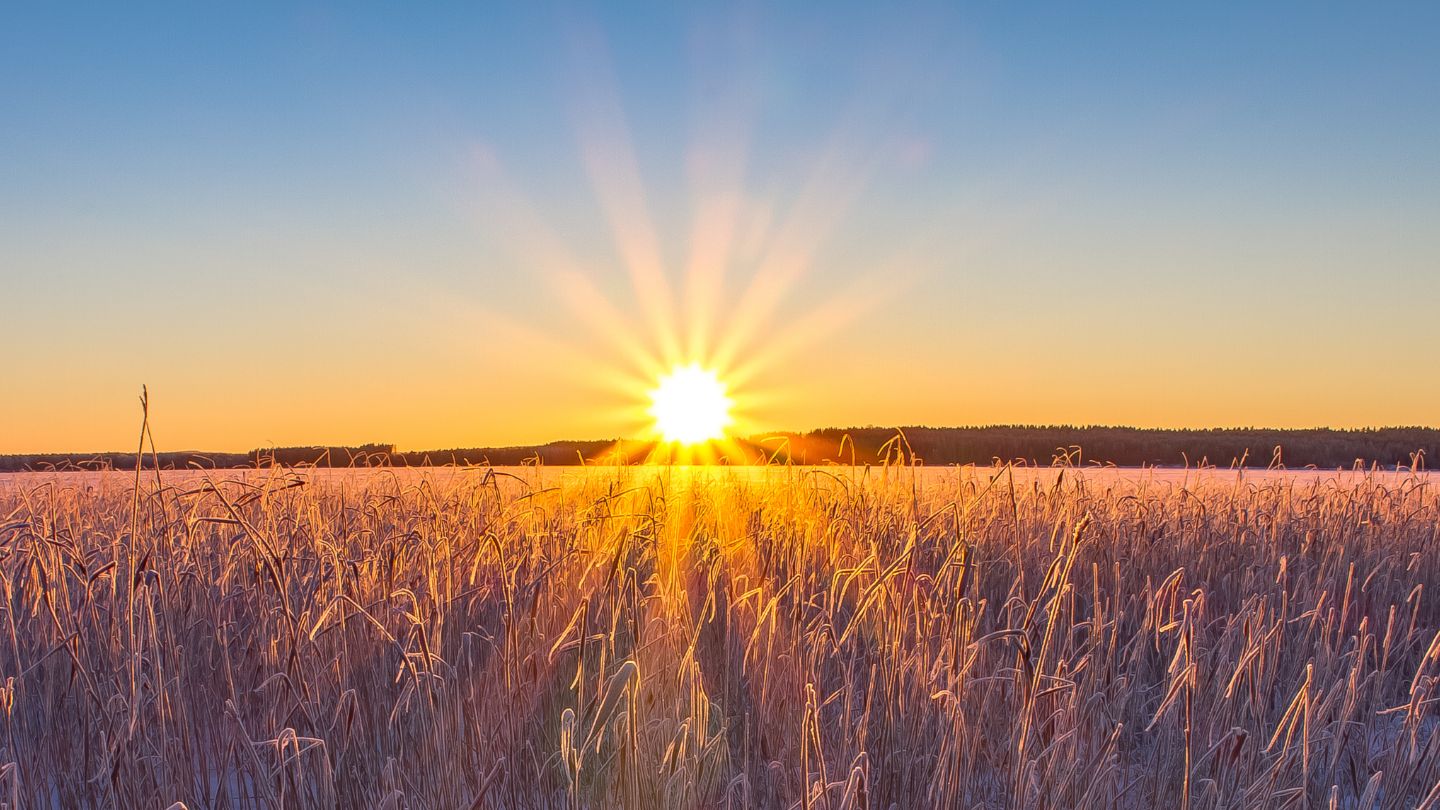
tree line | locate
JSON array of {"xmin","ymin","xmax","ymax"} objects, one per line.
[{"xmin": 1, "ymin": 426, "xmax": 1433, "ymax": 471}]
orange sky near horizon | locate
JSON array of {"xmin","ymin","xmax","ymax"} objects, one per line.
[{"xmin": 5, "ymin": 318, "xmax": 1435, "ymax": 455}]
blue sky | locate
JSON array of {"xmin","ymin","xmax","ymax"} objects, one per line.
[{"xmin": 3, "ymin": 3, "xmax": 1438, "ymax": 451}]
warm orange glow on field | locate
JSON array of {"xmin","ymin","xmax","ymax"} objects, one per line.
[{"xmin": 648, "ymin": 364, "xmax": 732, "ymax": 445}]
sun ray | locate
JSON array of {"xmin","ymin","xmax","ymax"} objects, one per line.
[
  {"xmin": 724, "ymin": 265, "xmax": 909, "ymax": 392},
  {"xmin": 565, "ymin": 19, "xmax": 683, "ymax": 368},
  {"xmin": 458, "ymin": 17, "xmax": 940, "ymax": 460},
  {"xmin": 681, "ymin": 15, "xmax": 760, "ymax": 364},
  {"xmin": 710, "ymin": 123, "xmax": 888, "ymax": 374},
  {"xmin": 464, "ymin": 145, "xmax": 665, "ymax": 385}
]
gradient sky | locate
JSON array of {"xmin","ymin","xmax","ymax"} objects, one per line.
[{"xmin": 3, "ymin": 3, "xmax": 1438, "ymax": 453}]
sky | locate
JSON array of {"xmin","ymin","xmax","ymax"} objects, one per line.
[{"xmin": 3, "ymin": 2, "xmax": 1438, "ymax": 453}]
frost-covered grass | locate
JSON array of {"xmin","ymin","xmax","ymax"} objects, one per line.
[{"xmin": 0, "ymin": 464, "xmax": 1438, "ymax": 808}]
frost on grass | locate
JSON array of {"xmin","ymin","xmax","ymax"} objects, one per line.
[{"xmin": 0, "ymin": 465, "xmax": 1438, "ymax": 808}]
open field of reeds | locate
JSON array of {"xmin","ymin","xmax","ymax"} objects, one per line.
[{"xmin": 1, "ymin": 464, "xmax": 1437, "ymax": 808}]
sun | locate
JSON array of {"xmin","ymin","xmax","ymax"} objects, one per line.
[{"xmin": 648, "ymin": 364, "xmax": 733, "ymax": 445}]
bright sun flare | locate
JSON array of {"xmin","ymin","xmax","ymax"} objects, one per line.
[{"xmin": 648, "ymin": 364, "xmax": 733, "ymax": 445}]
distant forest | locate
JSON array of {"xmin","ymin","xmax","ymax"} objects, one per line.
[
  {"xmin": 764, "ymin": 426, "xmax": 1435, "ymax": 469},
  {"xmin": 2, "ymin": 426, "xmax": 1435, "ymax": 472}
]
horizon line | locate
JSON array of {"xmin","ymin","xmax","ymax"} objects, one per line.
[{"xmin": 6, "ymin": 422, "xmax": 1440, "ymax": 459}]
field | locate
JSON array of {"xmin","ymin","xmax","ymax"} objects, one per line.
[{"xmin": 1, "ymin": 464, "xmax": 1438, "ymax": 808}]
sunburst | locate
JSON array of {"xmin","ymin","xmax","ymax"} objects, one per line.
[{"xmin": 648, "ymin": 364, "xmax": 733, "ymax": 445}]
